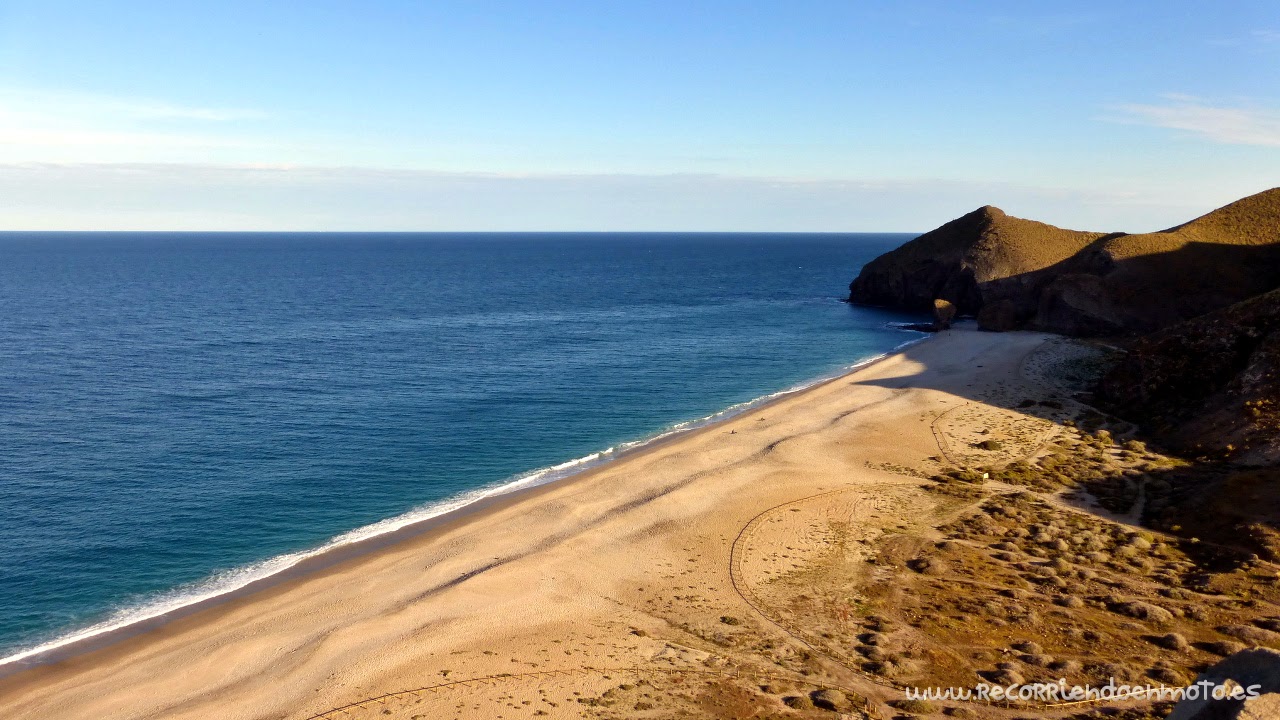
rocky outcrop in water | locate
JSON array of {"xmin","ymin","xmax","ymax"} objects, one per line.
[{"xmin": 931, "ymin": 298, "xmax": 956, "ymax": 331}]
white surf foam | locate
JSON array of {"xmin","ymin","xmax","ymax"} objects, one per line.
[{"xmin": 0, "ymin": 336, "xmax": 928, "ymax": 669}]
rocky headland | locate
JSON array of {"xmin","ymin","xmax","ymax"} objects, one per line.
[
  {"xmin": 845, "ymin": 190, "xmax": 1280, "ymax": 719},
  {"xmin": 849, "ymin": 188, "xmax": 1280, "ymax": 336}
]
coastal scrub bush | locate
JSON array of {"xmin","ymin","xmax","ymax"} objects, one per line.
[
  {"xmin": 1021, "ymin": 653, "xmax": 1054, "ymax": 667},
  {"xmin": 988, "ymin": 667, "xmax": 1024, "ymax": 686},
  {"xmin": 866, "ymin": 615, "xmax": 894, "ymax": 631},
  {"xmin": 1089, "ymin": 661, "xmax": 1141, "ymax": 684},
  {"xmin": 1256, "ymin": 617, "xmax": 1280, "ymax": 632},
  {"xmin": 810, "ymin": 689, "xmax": 853, "ymax": 713},
  {"xmin": 1202, "ymin": 640, "xmax": 1246, "ymax": 656},
  {"xmin": 782, "ymin": 695, "xmax": 814, "ymax": 710},
  {"xmin": 861, "ymin": 631, "xmax": 888, "ymax": 646},
  {"xmin": 891, "ymin": 698, "xmax": 939, "ymax": 715},
  {"xmin": 1217, "ymin": 624, "xmax": 1276, "ymax": 645},
  {"xmin": 1049, "ymin": 659, "xmax": 1083, "ymax": 674},
  {"xmin": 1148, "ymin": 664, "xmax": 1188, "ymax": 685},
  {"xmin": 947, "ymin": 468, "xmax": 986, "ymax": 483},
  {"xmin": 1111, "ymin": 601, "xmax": 1174, "ymax": 624},
  {"xmin": 860, "ymin": 645, "xmax": 887, "ymax": 661},
  {"xmin": 1152, "ymin": 632, "xmax": 1189, "ymax": 651},
  {"xmin": 908, "ymin": 557, "xmax": 947, "ymax": 576}
]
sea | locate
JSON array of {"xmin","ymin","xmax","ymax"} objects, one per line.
[{"xmin": 0, "ymin": 231, "xmax": 923, "ymax": 666}]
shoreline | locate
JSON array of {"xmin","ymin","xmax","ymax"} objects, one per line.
[
  {"xmin": 0, "ymin": 331, "xmax": 929, "ymax": 677},
  {"xmin": 3, "ymin": 325, "xmax": 1054, "ymax": 720},
  {"xmin": 5, "ymin": 323, "xmax": 1270, "ymax": 720}
]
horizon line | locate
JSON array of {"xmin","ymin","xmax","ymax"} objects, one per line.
[{"xmin": 0, "ymin": 229, "xmax": 925, "ymax": 235}]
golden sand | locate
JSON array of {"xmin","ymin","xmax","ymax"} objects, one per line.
[{"xmin": 0, "ymin": 329, "xmax": 1078, "ymax": 719}]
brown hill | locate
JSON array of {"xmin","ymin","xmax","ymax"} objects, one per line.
[
  {"xmin": 849, "ymin": 187, "xmax": 1280, "ymax": 336},
  {"xmin": 1099, "ymin": 286, "xmax": 1280, "ymax": 464},
  {"xmin": 847, "ymin": 204, "xmax": 1104, "ymax": 320}
]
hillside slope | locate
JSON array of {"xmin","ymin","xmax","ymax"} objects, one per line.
[
  {"xmin": 1099, "ymin": 287, "xmax": 1280, "ymax": 464},
  {"xmin": 846, "ymin": 204, "xmax": 1103, "ymax": 320},
  {"xmin": 849, "ymin": 187, "xmax": 1280, "ymax": 336}
]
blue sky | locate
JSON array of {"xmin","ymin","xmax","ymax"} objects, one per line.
[{"xmin": 0, "ymin": 1, "xmax": 1276, "ymax": 230}]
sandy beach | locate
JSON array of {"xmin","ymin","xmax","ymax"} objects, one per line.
[
  {"xmin": 7, "ymin": 5, "xmax": 1276, "ymax": 717},
  {"xmin": 0, "ymin": 328, "xmax": 1111, "ymax": 719}
]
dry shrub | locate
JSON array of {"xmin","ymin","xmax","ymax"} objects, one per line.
[
  {"xmin": 1217, "ymin": 624, "xmax": 1278, "ymax": 646},
  {"xmin": 1151, "ymin": 632, "xmax": 1189, "ymax": 651},
  {"xmin": 1201, "ymin": 640, "xmax": 1246, "ymax": 656}
]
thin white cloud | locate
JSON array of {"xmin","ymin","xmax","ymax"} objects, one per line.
[
  {"xmin": 94, "ymin": 99, "xmax": 264, "ymax": 122},
  {"xmin": 0, "ymin": 87, "xmax": 265, "ymax": 123},
  {"xmin": 1111, "ymin": 95, "xmax": 1280, "ymax": 148},
  {"xmin": 0, "ymin": 124, "xmax": 260, "ymax": 149},
  {"xmin": 0, "ymin": 87, "xmax": 268, "ymax": 163},
  {"xmin": 0, "ymin": 162, "xmax": 1245, "ymax": 233}
]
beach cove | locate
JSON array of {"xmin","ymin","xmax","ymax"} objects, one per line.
[{"xmin": 0, "ymin": 327, "xmax": 1079, "ymax": 719}]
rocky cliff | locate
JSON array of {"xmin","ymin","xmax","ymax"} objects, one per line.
[
  {"xmin": 1099, "ymin": 286, "xmax": 1280, "ymax": 464},
  {"xmin": 849, "ymin": 188, "xmax": 1280, "ymax": 336}
]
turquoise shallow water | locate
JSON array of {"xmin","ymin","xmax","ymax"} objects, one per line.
[{"xmin": 0, "ymin": 232, "xmax": 922, "ymax": 664}]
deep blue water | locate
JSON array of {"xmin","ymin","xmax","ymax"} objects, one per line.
[{"xmin": 0, "ymin": 232, "xmax": 921, "ymax": 663}]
